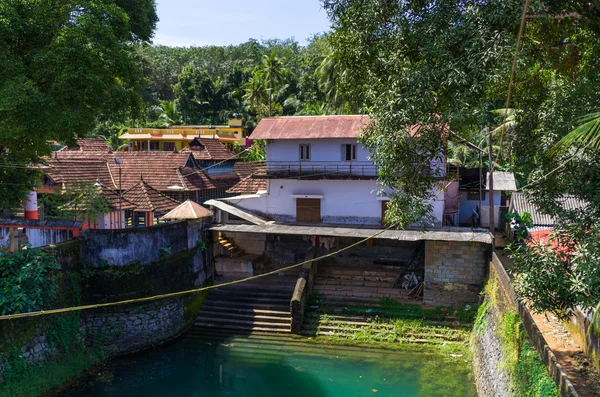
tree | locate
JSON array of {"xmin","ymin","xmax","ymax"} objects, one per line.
[
  {"xmin": 324, "ymin": 0, "xmax": 600, "ymax": 312},
  {"xmin": 40, "ymin": 182, "xmax": 110, "ymax": 222},
  {"xmin": 0, "ymin": 1, "xmax": 157, "ymax": 208},
  {"xmin": 173, "ymin": 66, "xmax": 215, "ymax": 124},
  {"xmin": 261, "ymin": 52, "xmax": 287, "ymax": 117},
  {"xmin": 242, "ymin": 71, "xmax": 268, "ymax": 118}
]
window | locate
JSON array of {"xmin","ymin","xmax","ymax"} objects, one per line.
[
  {"xmin": 149, "ymin": 141, "xmax": 159, "ymax": 151},
  {"xmin": 299, "ymin": 144, "xmax": 311, "ymax": 161},
  {"xmin": 163, "ymin": 142, "xmax": 175, "ymax": 151},
  {"xmin": 342, "ymin": 144, "xmax": 357, "ymax": 161}
]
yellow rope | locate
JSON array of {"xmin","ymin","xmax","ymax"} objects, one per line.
[{"xmin": 0, "ymin": 222, "xmax": 400, "ymax": 321}]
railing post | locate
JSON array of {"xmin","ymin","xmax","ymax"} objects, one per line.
[{"xmin": 349, "ymin": 163, "xmax": 352, "ymax": 177}]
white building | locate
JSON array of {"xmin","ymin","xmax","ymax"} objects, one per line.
[{"xmin": 218, "ymin": 115, "xmax": 449, "ymax": 226}]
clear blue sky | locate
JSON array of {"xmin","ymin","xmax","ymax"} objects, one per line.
[{"xmin": 153, "ymin": 0, "xmax": 331, "ymax": 47}]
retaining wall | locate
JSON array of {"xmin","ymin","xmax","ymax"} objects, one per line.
[
  {"xmin": 472, "ymin": 253, "xmax": 578, "ymax": 397},
  {"xmin": 0, "ymin": 220, "xmax": 213, "ymax": 384}
]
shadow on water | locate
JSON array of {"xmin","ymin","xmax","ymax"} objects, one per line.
[{"xmin": 60, "ymin": 328, "xmax": 329, "ymax": 397}]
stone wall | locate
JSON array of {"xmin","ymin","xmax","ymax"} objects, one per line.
[
  {"xmin": 0, "ymin": 220, "xmax": 213, "ymax": 384},
  {"xmin": 82, "ymin": 220, "xmax": 206, "ymax": 267},
  {"xmin": 565, "ymin": 309, "xmax": 600, "ymax": 372},
  {"xmin": 423, "ymin": 240, "xmax": 488, "ymax": 307},
  {"xmin": 472, "ymin": 253, "xmax": 578, "ymax": 397}
]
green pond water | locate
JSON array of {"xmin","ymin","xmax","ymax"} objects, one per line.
[{"xmin": 61, "ymin": 331, "xmax": 476, "ymax": 397}]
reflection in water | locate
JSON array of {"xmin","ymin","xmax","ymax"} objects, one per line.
[{"xmin": 61, "ymin": 333, "xmax": 475, "ymax": 397}]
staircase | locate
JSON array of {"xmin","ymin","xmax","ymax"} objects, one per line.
[
  {"xmin": 312, "ymin": 264, "xmax": 417, "ymax": 303},
  {"xmin": 194, "ymin": 271, "xmax": 298, "ymax": 334},
  {"xmin": 217, "ymin": 235, "xmax": 245, "ymax": 257}
]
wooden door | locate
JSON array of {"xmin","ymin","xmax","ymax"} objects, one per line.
[{"xmin": 296, "ymin": 198, "xmax": 321, "ymax": 223}]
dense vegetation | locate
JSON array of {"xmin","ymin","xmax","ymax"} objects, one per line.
[{"xmin": 323, "ymin": 0, "xmax": 600, "ymax": 316}]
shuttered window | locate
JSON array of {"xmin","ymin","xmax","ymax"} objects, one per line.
[
  {"xmin": 341, "ymin": 144, "xmax": 357, "ymax": 161},
  {"xmin": 299, "ymin": 144, "xmax": 311, "ymax": 161}
]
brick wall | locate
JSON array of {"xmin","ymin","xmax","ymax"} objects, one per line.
[{"xmin": 423, "ymin": 240, "xmax": 489, "ymax": 306}]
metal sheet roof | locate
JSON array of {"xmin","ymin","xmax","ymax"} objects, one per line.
[
  {"xmin": 510, "ymin": 192, "xmax": 588, "ymax": 227},
  {"xmin": 209, "ymin": 223, "xmax": 492, "ymax": 244},
  {"xmin": 249, "ymin": 115, "xmax": 370, "ymax": 140}
]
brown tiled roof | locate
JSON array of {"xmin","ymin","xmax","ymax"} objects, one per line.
[
  {"xmin": 57, "ymin": 138, "xmax": 111, "ymax": 154},
  {"xmin": 233, "ymin": 161, "xmax": 264, "ymax": 179},
  {"xmin": 42, "ymin": 158, "xmax": 112, "ymax": 186},
  {"xmin": 227, "ymin": 174, "xmax": 267, "ymax": 195},
  {"xmin": 161, "ymin": 200, "xmax": 213, "ymax": 219},
  {"xmin": 122, "ymin": 180, "xmax": 181, "ymax": 212},
  {"xmin": 180, "ymin": 137, "xmax": 236, "ymax": 160},
  {"xmin": 210, "ymin": 174, "xmax": 241, "ymax": 190},
  {"xmin": 250, "ymin": 115, "xmax": 369, "ymax": 140},
  {"xmin": 44, "ymin": 150, "xmax": 236, "ymax": 195},
  {"xmin": 98, "ymin": 186, "xmax": 136, "ymax": 210}
]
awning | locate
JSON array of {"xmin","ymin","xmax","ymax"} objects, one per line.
[{"xmin": 208, "ymin": 223, "xmax": 493, "ymax": 244}]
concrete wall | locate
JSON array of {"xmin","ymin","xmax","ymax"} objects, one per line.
[
  {"xmin": 266, "ymin": 138, "xmax": 372, "ymax": 163},
  {"xmin": 82, "ymin": 219, "xmax": 206, "ymax": 267},
  {"xmin": 565, "ymin": 308, "xmax": 600, "ymax": 372},
  {"xmin": 227, "ymin": 179, "xmax": 445, "ymax": 226},
  {"xmin": 0, "ymin": 221, "xmax": 213, "ymax": 383},
  {"xmin": 423, "ymin": 240, "xmax": 488, "ymax": 307}
]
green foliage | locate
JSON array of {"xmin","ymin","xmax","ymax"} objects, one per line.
[
  {"xmin": 39, "ymin": 181, "xmax": 110, "ymax": 222},
  {"xmin": 513, "ymin": 341, "xmax": 561, "ymax": 397},
  {"xmin": 508, "ymin": 221, "xmax": 600, "ymax": 318},
  {"xmin": 240, "ymin": 140, "xmax": 266, "ymax": 162},
  {"xmin": 47, "ymin": 313, "xmax": 82, "ymax": 355},
  {"xmin": 0, "ymin": 349, "xmax": 101, "ymax": 397},
  {"xmin": 506, "ymin": 211, "xmax": 533, "ymax": 240},
  {"xmin": 159, "ymin": 246, "xmax": 172, "ymax": 258},
  {"xmin": 0, "ymin": 248, "xmax": 60, "ymax": 315},
  {"xmin": 0, "ymin": 0, "xmax": 157, "ymax": 207}
]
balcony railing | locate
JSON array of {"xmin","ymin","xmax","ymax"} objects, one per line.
[{"xmin": 254, "ymin": 161, "xmax": 379, "ymax": 179}]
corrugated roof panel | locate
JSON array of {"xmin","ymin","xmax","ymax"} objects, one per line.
[
  {"xmin": 511, "ymin": 192, "xmax": 588, "ymax": 227},
  {"xmin": 249, "ymin": 115, "xmax": 370, "ymax": 140}
]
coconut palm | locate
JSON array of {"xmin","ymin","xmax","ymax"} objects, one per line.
[
  {"xmin": 242, "ymin": 71, "xmax": 268, "ymax": 117},
  {"xmin": 101, "ymin": 128, "xmax": 129, "ymax": 151},
  {"xmin": 552, "ymin": 110, "xmax": 600, "ymax": 154},
  {"xmin": 261, "ymin": 52, "xmax": 287, "ymax": 117}
]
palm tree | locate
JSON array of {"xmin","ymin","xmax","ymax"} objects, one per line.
[
  {"xmin": 101, "ymin": 128, "xmax": 129, "ymax": 151},
  {"xmin": 160, "ymin": 100, "xmax": 182, "ymax": 125},
  {"xmin": 552, "ymin": 110, "xmax": 600, "ymax": 154},
  {"xmin": 242, "ymin": 71, "xmax": 268, "ymax": 117},
  {"xmin": 261, "ymin": 52, "xmax": 287, "ymax": 117},
  {"xmin": 316, "ymin": 49, "xmax": 345, "ymax": 114}
]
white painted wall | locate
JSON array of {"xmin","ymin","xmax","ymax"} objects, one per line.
[
  {"xmin": 266, "ymin": 139, "xmax": 371, "ymax": 162},
  {"xmin": 225, "ymin": 179, "xmax": 445, "ymax": 226}
]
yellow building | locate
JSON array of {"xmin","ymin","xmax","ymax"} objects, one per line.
[{"xmin": 121, "ymin": 117, "xmax": 248, "ymax": 151}]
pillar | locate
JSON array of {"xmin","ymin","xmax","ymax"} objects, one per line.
[{"xmin": 24, "ymin": 190, "xmax": 39, "ymax": 220}]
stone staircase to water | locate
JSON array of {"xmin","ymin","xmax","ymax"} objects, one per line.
[
  {"xmin": 194, "ymin": 271, "xmax": 298, "ymax": 333},
  {"xmin": 313, "ymin": 264, "xmax": 416, "ymax": 303}
]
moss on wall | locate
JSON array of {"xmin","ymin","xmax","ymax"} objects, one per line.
[{"xmin": 472, "ymin": 277, "xmax": 560, "ymax": 397}]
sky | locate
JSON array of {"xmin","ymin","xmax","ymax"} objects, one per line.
[{"xmin": 153, "ymin": 0, "xmax": 332, "ymax": 47}]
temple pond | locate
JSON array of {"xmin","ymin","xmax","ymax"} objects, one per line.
[{"xmin": 60, "ymin": 330, "xmax": 476, "ymax": 397}]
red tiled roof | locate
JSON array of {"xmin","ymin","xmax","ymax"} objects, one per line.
[
  {"xmin": 57, "ymin": 138, "xmax": 111, "ymax": 154},
  {"xmin": 162, "ymin": 200, "xmax": 213, "ymax": 219},
  {"xmin": 122, "ymin": 180, "xmax": 181, "ymax": 212},
  {"xmin": 180, "ymin": 137, "xmax": 236, "ymax": 160},
  {"xmin": 42, "ymin": 158, "xmax": 112, "ymax": 186},
  {"xmin": 227, "ymin": 174, "xmax": 267, "ymax": 195},
  {"xmin": 249, "ymin": 115, "xmax": 370, "ymax": 140},
  {"xmin": 98, "ymin": 186, "xmax": 136, "ymax": 210},
  {"xmin": 210, "ymin": 174, "xmax": 242, "ymax": 189},
  {"xmin": 233, "ymin": 161, "xmax": 264, "ymax": 179}
]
